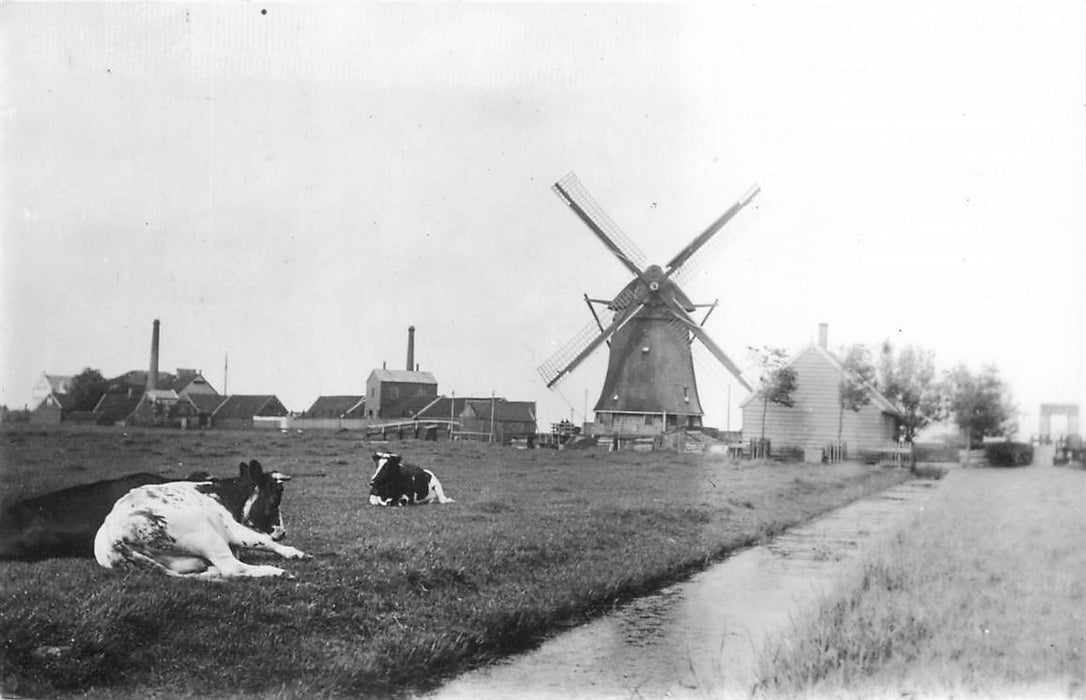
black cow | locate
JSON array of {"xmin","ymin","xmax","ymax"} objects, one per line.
[
  {"xmin": 367, "ymin": 452, "xmax": 454, "ymax": 506},
  {"xmin": 0, "ymin": 472, "xmax": 171, "ymax": 561},
  {"xmin": 95, "ymin": 460, "xmax": 308, "ymax": 579}
]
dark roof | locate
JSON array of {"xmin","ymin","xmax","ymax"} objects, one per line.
[
  {"xmin": 107, "ymin": 370, "xmax": 175, "ymax": 393},
  {"xmin": 44, "ymin": 374, "xmax": 73, "ymax": 392},
  {"xmin": 306, "ymin": 395, "xmax": 365, "ymax": 418},
  {"xmin": 212, "ymin": 395, "xmax": 288, "ymax": 419},
  {"xmin": 414, "ymin": 396, "xmax": 468, "ymax": 419},
  {"xmin": 170, "ymin": 369, "xmax": 217, "ymax": 394},
  {"xmin": 94, "ymin": 393, "xmax": 144, "ymax": 423},
  {"xmin": 414, "ymin": 396, "xmax": 536, "ymax": 423},
  {"xmin": 469, "ymin": 399, "xmax": 536, "ymax": 423},
  {"xmin": 187, "ymin": 394, "xmax": 229, "ymax": 414}
]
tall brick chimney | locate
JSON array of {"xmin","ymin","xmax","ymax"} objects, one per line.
[
  {"xmin": 818, "ymin": 322, "xmax": 829, "ymax": 350},
  {"xmin": 406, "ymin": 326, "xmax": 416, "ymax": 371},
  {"xmin": 148, "ymin": 319, "xmax": 160, "ymax": 392}
]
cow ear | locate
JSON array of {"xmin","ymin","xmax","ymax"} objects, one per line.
[
  {"xmin": 248, "ymin": 459, "xmax": 264, "ymax": 479},
  {"xmin": 238, "ymin": 461, "xmax": 250, "ymax": 478}
]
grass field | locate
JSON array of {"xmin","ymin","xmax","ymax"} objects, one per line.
[
  {"xmin": 755, "ymin": 461, "xmax": 1086, "ymax": 699},
  {"xmin": 0, "ymin": 425, "xmax": 910, "ymax": 698}
]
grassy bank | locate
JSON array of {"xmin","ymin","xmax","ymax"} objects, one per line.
[
  {"xmin": 756, "ymin": 463, "xmax": 1086, "ymax": 699},
  {"xmin": 1, "ymin": 426, "xmax": 908, "ymax": 698}
]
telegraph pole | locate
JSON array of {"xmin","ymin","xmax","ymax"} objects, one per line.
[{"xmin": 489, "ymin": 391, "xmax": 496, "ymax": 444}]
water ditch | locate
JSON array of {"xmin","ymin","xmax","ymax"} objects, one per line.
[{"xmin": 426, "ymin": 477, "xmax": 944, "ymax": 699}]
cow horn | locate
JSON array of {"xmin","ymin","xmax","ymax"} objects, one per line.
[{"xmin": 271, "ymin": 472, "xmax": 292, "ymax": 482}]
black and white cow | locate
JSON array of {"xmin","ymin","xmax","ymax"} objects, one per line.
[
  {"xmin": 0, "ymin": 473, "xmax": 172, "ymax": 561},
  {"xmin": 94, "ymin": 460, "xmax": 309, "ymax": 579},
  {"xmin": 368, "ymin": 452, "xmax": 454, "ymax": 506}
]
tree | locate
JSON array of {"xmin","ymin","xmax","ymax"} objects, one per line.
[
  {"xmin": 942, "ymin": 363, "xmax": 1018, "ymax": 448},
  {"xmin": 877, "ymin": 341, "xmax": 944, "ymax": 442},
  {"xmin": 748, "ymin": 345, "xmax": 799, "ymax": 443},
  {"xmin": 837, "ymin": 343, "xmax": 875, "ymax": 442},
  {"xmin": 68, "ymin": 368, "xmax": 109, "ymax": 412}
]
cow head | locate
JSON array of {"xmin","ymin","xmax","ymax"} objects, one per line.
[
  {"xmin": 237, "ymin": 460, "xmax": 292, "ymax": 541},
  {"xmin": 369, "ymin": 452, "xmax": 402, "ymax": 504}
]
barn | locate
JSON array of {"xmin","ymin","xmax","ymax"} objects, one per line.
[
  {"xmin": 740, "ymin": 325, "xmax": 902, "ymax": 457},
  {"xmin": 305, "ymin": 395, "xmax": 366, "ymax": 419},
  {"xmin": 211, "ymin": 395, "xmax": 289, "ymax": 430},
  {"xmin": 414, "ymin": 396, "xmax": 537, "ymax": 443}
]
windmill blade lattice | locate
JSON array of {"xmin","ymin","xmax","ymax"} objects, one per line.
[
  {"xmin": 553, "ymin": 173, "xmax": 649, "ymax": 274},
  {"xmin": 670, "ymin": 185, "xmax": 763, "ymax": 289},
  {"xmin": 537, "ymin": 307, "xmax": 616, "ymax": 387}
]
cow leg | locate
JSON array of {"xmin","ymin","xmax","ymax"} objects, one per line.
[
  {"xmin": 170, "ymin": 531, "xmax": 289, "ymax": 579},
  {"xmin": 421, "ymin": 471, "xmax": 455, "ymax": 504},
  {"xmin": 219, "ymin": 517, "xmax": 309, "ymax": 560}
]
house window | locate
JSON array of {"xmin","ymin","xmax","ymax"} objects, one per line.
[
  {"xmin": 644, "ymin": 414, "xmax": 654, "ymax": 426},
  {"xmin": 683, "ymin": 387, "xmax": 689, "ymax": 402}
]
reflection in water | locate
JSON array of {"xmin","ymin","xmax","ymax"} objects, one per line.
[{"xmin": 428, "ymin": 479, "xmax": 942, "ymax": 700}]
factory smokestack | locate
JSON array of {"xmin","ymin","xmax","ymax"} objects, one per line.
[
  {"xmin": 406, "ymin": 326, "xmax": 416, "ymax": 371},
  {"xmin": 148, "ymin": 319, "xmax": 160, "ymax": 392}
]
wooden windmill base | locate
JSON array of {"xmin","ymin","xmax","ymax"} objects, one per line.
[{"xmin": 591, "ymin": 410, "xmax": 702, "ymax": 438}]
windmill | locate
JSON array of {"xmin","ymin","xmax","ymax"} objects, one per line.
[{"xmin": 537, "ymin": 172, "xmax": 760, "ymax": 435}]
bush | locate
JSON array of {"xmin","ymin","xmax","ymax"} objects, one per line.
[
  {"xmin": 912, "ymin": 442, "xmax": 958, "ymax": 463},
  {"xmin": 984, "ymin": 441, "xmax": 1033, "ymax": 467}
]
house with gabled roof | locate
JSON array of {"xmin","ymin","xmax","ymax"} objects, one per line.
[
  {"xmin": 365, "ymin": 369, "xmax": 438, "ymax": 420},
  {"xmin": 106, "ymin": 368, "xmax": 218, "ymax": 399},
  {"xmin": 30, "ymin": 387, "xmax": 76, "ymax": 425},
  {"xmin": 30, "ymin": 373, "xmax": 72, "ymax": 410},
  {"xmin": 740, "ymin": 324, "xmax": 902, "ymax": 455}
]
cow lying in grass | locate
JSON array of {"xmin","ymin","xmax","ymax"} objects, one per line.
[
  {"xmin": 0, "ymin": 473, "xmax": 173, "ymax": 561},
  {"xmin": 95, "ymin": 460, "xmax": 309, "ymax": 579},
  {"xmin": 368, "ymin": 452, "xmax": 454, "ymax": 506}
]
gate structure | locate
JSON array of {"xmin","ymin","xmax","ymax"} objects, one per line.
[{"xmin": 1039, "ymin": 403, "xmax": 1079, "ymax": 442}]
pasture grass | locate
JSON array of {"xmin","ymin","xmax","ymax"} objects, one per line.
[
  {"xmin": 755, "ymin": 462, "xmax": 1086, "ymax": 699},
  {"xmin": 1, "ymin": 425, "xmax": 909, "ymax": 698}
]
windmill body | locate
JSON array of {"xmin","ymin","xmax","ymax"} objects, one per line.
[
  {"xmin": 594, "ymin": 302, "xmax": 704, "ymax": 433},
  {"xmin": 539, "ymin": 173, "xmax": 760, "ymax": 438}
]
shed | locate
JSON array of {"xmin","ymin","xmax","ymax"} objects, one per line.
[
  {"xmin": 186, "ymin": 394, "xmax": 229, "ymax": 428},
  {"xmin": 740, "ymin": 326, "xmax": 902, "ymax": 455}
]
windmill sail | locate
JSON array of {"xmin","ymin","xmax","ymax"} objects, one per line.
[{"xmin": 538, "ymin": 172, "xmax": 758, "ymax": 433}]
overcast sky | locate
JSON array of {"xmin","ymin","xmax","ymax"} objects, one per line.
[{"xmin": 3, "ymin": 2, "xmax": 1084, "ymax": 435}]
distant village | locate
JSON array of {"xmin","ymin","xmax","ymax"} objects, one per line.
[
  {"xmin": 8, "ymin": 315, "xmax": 965, "ymax": 460},
  {"xmin": 18, "ymin": 321, "xmax": 541, "ymax": 445}
]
